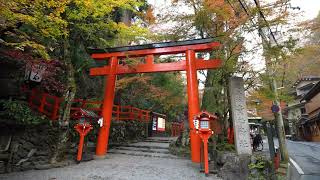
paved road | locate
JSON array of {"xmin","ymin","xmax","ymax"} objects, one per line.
[
  {"xmin": 263, "ymin": 138, "xmax": 320, "ymax": 179},
  {"xmin": 0, "ymin": 137, "xmax": 221, "ymax": 180},
  {"xmin": 286, "ymin": 140, "xmax": 320, "ymax": 177}
]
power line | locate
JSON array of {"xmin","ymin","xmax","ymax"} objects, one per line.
[
  {"xmin": 225, "ymin": 0, "xmax": 262, "ymax": 44},
  {"xmin": 235, "ymin": 0, "xmax": 268, "ymax": 42},
  {"xmin": 252, "ymin": 0, "xmax": 279, "ymax": 46}
]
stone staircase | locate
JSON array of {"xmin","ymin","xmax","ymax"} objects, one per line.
[{"xmin": 108, "ymin": 137, "xmax": 179, "ymax": 159}]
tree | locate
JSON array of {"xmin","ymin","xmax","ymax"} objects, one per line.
[
  {"xmin": 0, "ymin": 0, "xmax": 150, "ymax": 162},
  {"xmin": 280, "ymin": 12, "xmax": 320, "ymax": 90},
  {"xmin": 153, "ymin": 0, "xmax": 259, "ymax": 133}
]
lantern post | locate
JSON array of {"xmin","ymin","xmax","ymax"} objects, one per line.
[
  {"xmin": 194, "ymin": 111, "xmax": 217, "ymax": 176},
  {"xmin": 74, "ymin": 113, "xmax": 93, "ymax": 162}
]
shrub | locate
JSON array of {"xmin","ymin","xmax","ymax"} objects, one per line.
[{"xmin": 0, "ymin": 99, "xmax": 48, "ymax": 124}]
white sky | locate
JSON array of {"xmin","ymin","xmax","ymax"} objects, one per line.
[
  {"xmin": 148, "ymin": 0, "xmax": 320, "ymax": 20},
  {"xmin": 291, "ymin": 0, "xmax": 320, "ymax": 20},
  {"xmin": 147, "ymin": 0, "xmax": 320, "ymax": 89},
  {"xmin": 246, "ymin": 0, "xmax": 320, "ymax": 70}
]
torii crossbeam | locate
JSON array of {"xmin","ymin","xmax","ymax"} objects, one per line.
[{"xmin": 88, "ymin": 38, "xmax": 222, "ymax": 163}]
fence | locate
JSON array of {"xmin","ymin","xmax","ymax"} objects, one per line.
[
  {"xmin": 171, "ymin": 122, "xmax": 184, "ymax": 136},
  {"xmin": 26, "ymin": 88, "xmax": 151, "ymax": 122},
  {"xmin": 71, "ymin": 99, "xmax": 150, "ymax": 122},
  {"xmin": 28, "ymin": 88, "xmax": 61, "ymax": 120}
]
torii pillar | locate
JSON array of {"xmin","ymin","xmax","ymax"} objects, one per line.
[{"xmin": 185, "ymin": 49, "xmax": 201, "ymax": 162}]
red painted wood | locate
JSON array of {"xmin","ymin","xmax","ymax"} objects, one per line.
[
  {"xmin": 186, "ymin": 50, "xmax": 201, "ymax": 163},
  {"xmin": 145, "ymin": 55, "xmax": 154, "ymax": 64},
  {"xmin": 96, "ymin": 56, "xmax": 119, "ymax": 156},
  {"xmin": 51, "ymin": 98, "xmax": 60, "ymax": 120},
  {"xmin": 90, "ymin": 59, "xmax": 222, "ymax": 76},
  {"xmin": 116, "ymin": 105, "xmax": 120, "ymax": 121},
  {"xmin": 25, "ymin": 88, "xmax": 150, "ymax": 122},
  {"xmin": 74, "ymin": 124, "xmax": 93, "ymax": 162}
]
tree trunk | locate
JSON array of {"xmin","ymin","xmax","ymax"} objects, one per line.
[{"xmin": 50, "ymin": 38, "xmax": 76, "ymax": 163}]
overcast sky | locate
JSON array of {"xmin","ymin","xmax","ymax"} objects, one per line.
[
  {"xmin": 148, "ymin": 0, "xmax": 320, "ymax": 21},
  {"xmin": 291, "ymin": 0, "xmax": 320, "ymax": 20},
  {"xmin": 147, "ymin": 0, "xmax": 320, "ymax": 88}
]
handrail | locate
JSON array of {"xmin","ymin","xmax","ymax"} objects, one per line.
[
  {"xmin": 25, "ymin": 88, "xmax": 151, "ymax": 122},
  {"xmin": 171, "ymin": 122, "xmax": 184, "ymax": 137}
]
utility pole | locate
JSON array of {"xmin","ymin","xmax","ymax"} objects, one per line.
[{"xmin": 255, "ymin": 0, "xmax": 289, "ymax": 162}]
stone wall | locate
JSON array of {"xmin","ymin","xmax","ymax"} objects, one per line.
[
  {"xmin": 0, "ymin": 120, "xmax": 148, "ymax": 173},
  {"xmin": 109, "ymin": 120, "xmax": 148, "ymax": 144},
  {"xmin": 0, "ymin": 123, "xmax": 60, "ymax": 172}
]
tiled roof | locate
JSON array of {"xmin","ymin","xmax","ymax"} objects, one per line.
[
  {"xmin": 293, "ymin": 76, "xmax": 320, "ymax": 87},
  {"xmin": 301, "ymin": 81, "xmax": 320, "ymax": 101}
]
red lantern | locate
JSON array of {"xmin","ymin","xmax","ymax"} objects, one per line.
[{"xmin": 194, "ymin": 111, "xmax": 217, "ymax": 176}]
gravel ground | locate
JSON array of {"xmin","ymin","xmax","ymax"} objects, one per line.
[{"xmin": 0, "ymin": 154, "xmax": 221, "ymax": 180}]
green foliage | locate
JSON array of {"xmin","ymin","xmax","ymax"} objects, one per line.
[
  {"xmin": 117, "ymin": 71, "xmax": 186, "ymax": 122},
  {"xmin": 0, "ymin": 0, "xmax": 149, "ymax": 58},
  {"xmin": 216, "ymin": 140, "xmax": 235, "ymax": 152},
  {"xmin": 249, "ymin": 159, "xmax": 266, "ymax": 170},
  {"xmin": 248, "ymin": 156, "xmax": 273, "ymax": 180},
  {"xmin": 0, "ymin": 100, "xmax": 48, "ymax": 125}
]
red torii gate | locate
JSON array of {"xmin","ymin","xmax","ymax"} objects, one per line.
[{"xmin": 89, "ymin": 38, "xmax": 222, "ymax": 163}]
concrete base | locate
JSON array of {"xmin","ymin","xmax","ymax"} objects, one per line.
[{"xmin": 93, "ymin": 154, "xmax": 107, "ymax": 160}]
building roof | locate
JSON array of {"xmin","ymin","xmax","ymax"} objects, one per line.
[
  {"xmin": 297, "ymin": 82, "xmax": 316, "ymax": 91},
  {"xmin": 293, "ymin": 76, "xmax": 320, "ymax": 87},
  {"xmin": 285, "ymin": 102, "xmax": 305, "ymax": 110},
  {"xmin": 301, "ymin": 81, "xmax": 320, "ymax": 101}
]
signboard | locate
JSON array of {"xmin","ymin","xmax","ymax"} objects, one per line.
[
  {"xmin": 271, "ymin": 105, "xmax": 280, "ymax": 113},
  {"xmin": 157, "ymin": 117, "xmax": 165, "ymax": 132},
  {"xmin": 229, "ymin": 77, "xmax": 252, "ymax": 155},
  {"xmin": 30, "ymin": 63, "xmax": 46, "ymax": 82},
  {"xmin": 152, "ymin": 117, "xmax": 157, "ymax": 131},
  {"xmin": 193, "ymin": 119, "xmax": 199, "ymax": 130},
  {"xmin": 25, "ymin": 62, "xmax": 47, "ymax": 82}
]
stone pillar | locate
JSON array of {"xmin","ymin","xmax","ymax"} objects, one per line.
[{"xmin": 229, "ymin": 77, "xmax": 252, "ymax": 155}]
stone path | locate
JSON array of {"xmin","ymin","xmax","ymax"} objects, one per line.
[{"xmin": 0, "ymin": 137, "xmax": 221, "ymax": 180}]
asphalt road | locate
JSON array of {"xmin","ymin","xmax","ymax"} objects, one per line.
[
  {"xmin": 286, "ymin": 140, "xmax": 320, "ymax": 176},
  {"xmin": 264, "ymin": 138, "xmax": 320, "ymax": 179}
]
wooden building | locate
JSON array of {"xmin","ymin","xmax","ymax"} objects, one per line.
[{"xmin": 299, "ymin": 81, "xmax": 320, "ymax": 141}]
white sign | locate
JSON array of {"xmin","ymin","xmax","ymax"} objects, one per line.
[
  {"xmin": 157, "ymin": 117, "xmax": 165, "ymax": 131},
  {"xmin": 193, "ymin": 119, "xmax": 199, "ymax": 130},
  {"xmin": 30, "ymin": 63, "xmax": 46, "ymax": 82},
  {"xmin": 152, "ymin": 117, "xmax": 157, "ymax": 131},
  {"xmin": 98, "ymin": 117, "xmax": 103, "ymax": 127}
]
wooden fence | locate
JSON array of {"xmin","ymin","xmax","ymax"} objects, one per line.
[{"xmin": 26, "ymin": 88, "xmax": 150, "ymax": 122}]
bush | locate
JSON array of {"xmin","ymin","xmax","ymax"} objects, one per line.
[
  {"xmin": 216, "ymin": 141, "xmax": 236, "ymax": 152},
  {"xmin": 0, "ymin": 99, "xmax": 48, "ymax": 124},
  {"xmin": 248, "ymin": 155, "xmax": 273, "ymax": 180}
]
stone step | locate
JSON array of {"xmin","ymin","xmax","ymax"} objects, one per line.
[
  {"xmin": 147, "ymin": 137, "xmax": 177, "ymax": 141},
  {"xmin": 113, "ymin": 146, "xmax": 170, "ymax": 154},
  {"xmin": 108, "ymin": 149, "xmax": 180, "ymax": 159},
  {"xmin": 142, "ymin": 139, "xmax": 172, "ymax": 143},
  {"xmin": 122, "ymin": 142, "xmax": 170, "ymax": 149}
]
